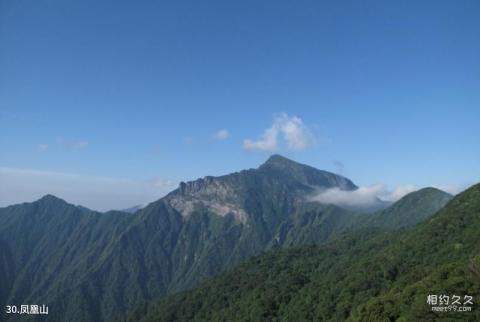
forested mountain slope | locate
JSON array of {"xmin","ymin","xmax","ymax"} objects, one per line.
[
  {"xmin": 0, "ymin": 156, "xmax": 357, "ymax": 322},
  {"xmin": 121, "ymin": 184, "xmax": 479, "ymax": 322}
]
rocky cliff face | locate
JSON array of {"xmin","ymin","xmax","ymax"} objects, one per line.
[
  {"xmin": 165, "ymin": 176, "xmax": 248, "ymax": 222},
  {"xmin": 164, "ymin": 155, "xmax": 357, "ymax": 223}
]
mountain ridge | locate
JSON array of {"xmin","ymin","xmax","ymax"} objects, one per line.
[
  {"xmin": 1, "ymin": 155, "xmax": 364, "ymax": 322},
  {"xmin": 120, "ymin": 183, "xmax": 480, "ymax": 322},
  {"xmin": 0, "ymin": 156, "xmax": 458, "ymax": 322},
  {"xmin": 357, "ymin": 187, "xmax": 453, "ymax": 229}
]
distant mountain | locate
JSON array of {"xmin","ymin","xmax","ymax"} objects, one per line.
[
  {"xmin": 163, "ymin": 154, "xmax": 357, "ymax": 222},
  {"xmin": 363, "ymin": 187, "xmax": 452, "ymax": 229},
  {"xmin": 0, "ymin": 155, "xmax": 455, "ymax": 322},
  {"xmin": 0, "ymin": 195, "xmax": 134, "ymax": 322},
  {"xmin": 121, "ymin": 205, "xmax": 144, "ymax": 214},
  {"xmin": 121, "ymin": 183, "xmax": 480, "ymax": 322},
  {"xmin": 344, "ymin": 187, "xmax": 453, "ymax": 231},
  {"xmin": 0, "ymin": 155, "xmax": 359, "ymax": 322}
]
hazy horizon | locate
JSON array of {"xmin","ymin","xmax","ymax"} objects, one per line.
[{"xmin": 0, "ymin": 154, "xmax": 470, "ymax": 211}]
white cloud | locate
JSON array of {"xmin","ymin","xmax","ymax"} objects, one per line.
[
  {"xmin": 56, "ymin": 137, "xmax": 89, "ymax": 151},
  {"xmin": 243, "ymin": 113, "xmax": 313, "ymax": 152},
  {"xmin": 37, "ymin": 144, "xmax": 49, "ymax": 152},
  {"xmin": 243, "ymin": 125, "xmax": 278, "ymax": 152},
  {"xmin": 213, "ymin": 129, "xmax": 230, "ymax": 140},
  {"xmin": 386, "ymin": 184, "xmax": 418, "ymax": 202},
  {"xmin": 310, "ymin": 184, "xmax": 386, "ymax": 208},
  {"xmin": 71, "ymin": 141, "xmax": 89, "ymax": 150},
  {"xmin": 0, "ymin": 167, "xmax": 177, "ymax": 211},
  {"xmin": 279, "ymin": 115, "xmax": 312, "ymax": 150},
  {"xmin": 309, "ymin": 184, "xmax": 420, "ymax": 208},
  {"xmin": 432, "ymin": 184, "xmax": 467, "ymax": 196},
  {"xmin": 149, "ymin": 177, "xmax": 175, "ymax": 188}
]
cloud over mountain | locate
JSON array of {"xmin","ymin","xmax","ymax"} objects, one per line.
[
  {"xmin": 243, "ymin": 113, "xmax": 313, "ymax": 152},
  {"xmin": 309, "ymin": 184, "xmax": 419, "ymax": 208}
]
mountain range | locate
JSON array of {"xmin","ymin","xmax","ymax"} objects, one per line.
[
  {"xmin": 122, "ymin": 183, "xmax": 480, "ymax": 321},
  {"xmin": 0, "ymin": 155, "xmax": 461, "ymax": 322}
]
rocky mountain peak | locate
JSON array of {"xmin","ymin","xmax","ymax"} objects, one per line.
[{"xmin": 37, "ymin": 194, "xmax": 69, "ymax": 206}]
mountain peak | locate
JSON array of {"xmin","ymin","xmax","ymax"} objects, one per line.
[
  {"xmin": 39, "ymin": 194, "xmax": 64, "ymax": 202},
  {"xmin": 265, "ymin": 154, "xmax": 291, "ymax": 163},
  {"xmin": 262, "ymin": 154, "xmax": 298, "ymax": 167},
  {"xmin": 396, "ymin": 187, "xmax": 452, "ymax": 204},
  {"xmin": 37, "ymin": 194, "xmax": 69, "ymax": 206},
  {"xmin": 259, "ymin": 154, "xmax": 358, "ymax": 191},
  {"xmin": 368, "ymin": 186, "xmax": 453, "ymax": 229},
  {"xmin": 260, "ymin": 154, "xmax": 312, "ymax": 172}
]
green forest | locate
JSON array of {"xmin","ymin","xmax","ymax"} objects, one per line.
[{"xmin": 121, "ymin": 184, "xmax": 480, "ymax": 322}]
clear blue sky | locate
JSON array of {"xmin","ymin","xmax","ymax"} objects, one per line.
[{"xmin": 1, "ymin": 0, "xmax": 479, "ymax": 210}]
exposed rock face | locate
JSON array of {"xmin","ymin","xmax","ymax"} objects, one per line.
[
  {"xmin": 164, "ymin": 155, "xmax": 357, "ymax": 223},
  {"xmin": 165, "ymin": 177, "xmax": 248, "ymax": 222},
  {"xmin": 165, "ymin": 177, "xmax": 247, "ymax": 222}
]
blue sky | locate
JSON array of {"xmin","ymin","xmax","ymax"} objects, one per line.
[{"xmin": 1, "ymin": 0, "xmax": 479, "ymax": 210}]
